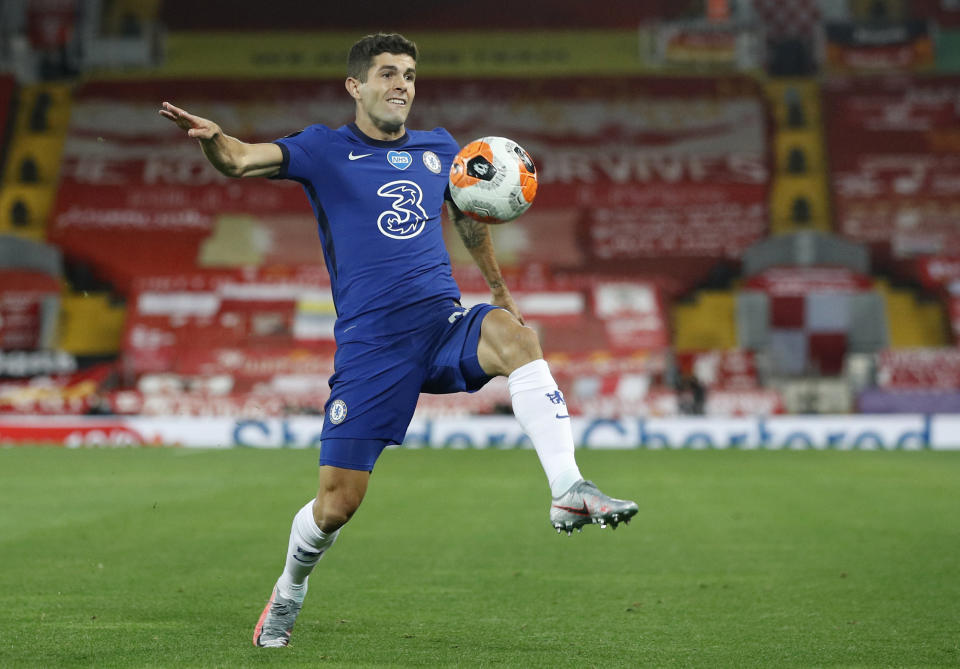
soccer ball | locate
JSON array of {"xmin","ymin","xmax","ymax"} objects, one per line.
[{"xmin": 448, "ymin": 136, "xmax": 538, "ymax": 223}]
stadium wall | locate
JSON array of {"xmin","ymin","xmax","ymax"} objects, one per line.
[{"xmin": 0, "ymin": 414, "xmax": 956, "ymax": 450}]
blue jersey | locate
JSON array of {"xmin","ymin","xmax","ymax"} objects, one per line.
[{"xmin": 274, "ymin": 123, "xmax": 462, "ymax": 343}]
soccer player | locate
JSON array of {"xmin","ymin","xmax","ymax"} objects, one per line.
[{"xmin": 159, "ymin": 32, "xmax": 638, "ymax": 648}]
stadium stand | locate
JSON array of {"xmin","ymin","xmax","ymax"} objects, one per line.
[
  {"xmin": 3, "ymin": 1, "xmax": 960, "ymax": 421},
  {"xmin": 31, "ymin": 73, "xmax": 772, "ymax": 416}
]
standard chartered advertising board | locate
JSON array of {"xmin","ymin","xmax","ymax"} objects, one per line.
[{"xmin": 8, "ymin": 415, "xmax": 950, "ymax": 450}]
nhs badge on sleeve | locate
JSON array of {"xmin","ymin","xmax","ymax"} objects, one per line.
[{"xmin": 387, "ymin": 151, "xmax": 412, "ymax": 170}]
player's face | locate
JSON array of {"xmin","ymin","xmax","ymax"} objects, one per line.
[{"xmin": 350, "ymin": 52, "xmax": 416, "ymax": 138}]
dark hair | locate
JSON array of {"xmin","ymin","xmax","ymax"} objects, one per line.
[{"xmin": 347, "ymin": 33, "xmax": 418, "ymax": 81}]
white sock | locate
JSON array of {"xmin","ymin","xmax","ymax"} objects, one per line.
[
  {"xmin": 275, "ymin": 499, "xmax": 339, "ymax": 601},
  {"xmin": 508, "ymin": 359, "xmax": 583, "ymax": 497}
]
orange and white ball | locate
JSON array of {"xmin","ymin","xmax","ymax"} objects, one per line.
[{"xmin": 448, "ymin": 136, "xmax": 538, "ymax": 223}]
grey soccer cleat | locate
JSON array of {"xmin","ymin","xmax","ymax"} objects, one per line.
[
  {"xmin": 550, "ymin": 479, "xmax": 638, "ymax": 535},
  {"xmin": 253, "ymin": 584, "xmax": 304, "ymax": 648}
]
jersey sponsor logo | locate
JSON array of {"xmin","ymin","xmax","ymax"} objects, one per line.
[
  {"xmin": 376, "ymin": 180, "xmax": 428, "ymax": 239},
  {"xmin": 387, "ymin": 150, "xmax": 412, "ymax": 170},
  {"xmin": 328, "ymin": 398, "xmax": 347, "ymax": 424},
  {"xmin": 422, "ymin": 151, "xmax": 442, "ymax": 174},
  {"xmin": 348, "ymin": 151, "xmax": 373, "ymax": 160}
]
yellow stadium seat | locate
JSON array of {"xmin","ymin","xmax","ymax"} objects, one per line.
[
  {"xmin": 4, "ymin": 135, "xmax": 65, "ymax": 185},
  {"xmin": 15, "ymin": 84, "xmax": 73, "ymax": 135},
  {"xmin": 880, "ymin": 284, "xmax": 950, "ymax": 348},
  {"xmin": 57, "ymin": 293, "xmax": 126, "ymax": 356},
  {"xmin": 774, "ymin": 130, "xmax": 825, "ymax": 175},
  {"xmin": 770, "ymin": 175, "xmax": 831, "ymax": 232},
  {"xmin": 102, "ymin": 0, "xmax": 161, "ymax": 35},
  {"xmin": 672, "ymin": 290, "xmax": 738, "ymax": 352},
  {"xmin": 765, "ymin": 78, "xmax": 821, "ymax": 128},
  {"xmin": 0, "ymin": 184, "xmax": 56, "ymax": 234}
]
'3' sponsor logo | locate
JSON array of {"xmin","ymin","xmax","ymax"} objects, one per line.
[{"xmin": 376, "ymin": 180, "xmax": 428, "ymax": 239}]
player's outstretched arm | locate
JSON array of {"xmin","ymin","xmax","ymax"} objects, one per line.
[
  {"xmin": 447, "ymin": 201, "xmax": 524, "ymax": 324},
  {"xmin": 158, "ymin": 101, "xmax": 283, "ymax": 178}
]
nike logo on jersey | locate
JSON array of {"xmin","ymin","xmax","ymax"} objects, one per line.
[{"xmin": 348, "ymin": 151, "xmax": 373, "ymax": 160}]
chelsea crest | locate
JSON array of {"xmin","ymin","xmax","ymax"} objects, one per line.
[{"xmin": 328, "ymin": 399, "xmax": 348, "ymax": 424}]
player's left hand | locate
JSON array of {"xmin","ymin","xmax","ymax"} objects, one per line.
[{"xmin": 492, "ymin": 292, "xmax": 524, "ymax": 325}]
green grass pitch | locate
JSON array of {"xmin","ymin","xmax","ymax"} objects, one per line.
[{"xmin": 1, "ymin": 446, "xmax": 958, "ymax": 668}]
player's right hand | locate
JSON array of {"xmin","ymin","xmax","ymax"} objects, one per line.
[{"xmin": 158, "ymin": 101, "xmax": 221, "ymax": 140}]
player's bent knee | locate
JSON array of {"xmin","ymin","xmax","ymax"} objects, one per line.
[
  {"xmin": 479, "ymin": 309, "xmax": 543, "ymax": 375},
  {"xmin": 314, "ymin": 466, "xmax": 370, "ymax": 532},
  {"xmin": 314, "ymin": 491, "xmax": 363, "ymax": 532},
  {"xmin": 509, "ymin": 325, "xmax": 542, "ymax": 366}
]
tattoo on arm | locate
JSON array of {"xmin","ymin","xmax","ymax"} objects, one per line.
[
  {"xmin": 448, "ymin": 203, "xmax": 508, "ymax": 296},
  {"xmin": 453, "ymin": 215, "xmax": 488, "ymax": 250}
]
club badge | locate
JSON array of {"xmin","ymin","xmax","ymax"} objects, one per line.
[
  {"xmin": 328, "ymin": 399, "xmax": 347, "ymax": 424},
  {"xmin": 422, "ymin": 151, "xmax": 442, "ymax": 174}
]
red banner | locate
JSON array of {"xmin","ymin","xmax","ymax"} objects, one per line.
[
  {"xmin": 52, "ymin": 77, "xmax": 769, "ymax": 290},
  {"xmin": 27, "ymin": 0, "xmax": 76, "ymax": 49},
  {"xmin": 584, "ymin": 188, "xmax": 766, "ymax": 260},
  {"xmin": 121, "ymin": 266, "xmax": 337, "ymax": 376},
  {"xmin": 876, "ymin": 348, "xmax": 960, "ymax": 389},
  {"xmin": 591, "ymin": 281, "xmax": 670, "ymax": 351},
  {"xmin": 673, "ymin": 349, "xmax": 760, "ymax": 389},
  {"xmin": 172, "ymin": 346, "xmax": 334, "ymax": 379},
  {"xmin": 915, "ymin": 256, "xmax": 960, "ymax": 291},
  {"xmin": 0, "ymin": 362, "xmax": 114, "ymax": 414},
  {"xmin": 824, "ymin": 75, "xmax": 960, "ymax": 257},
  {"xmin": 0, "ymin": 271, "xmax": 60, "ymax": 351},
  {"xmin": 0, "ymin": 421, "xmax": 150, "ymax": 446},
  {"xmin": 824, "ymin": 20, "xmax": 934, "ymax": 74},
  {"xmin": 743, "ymin": 267, "xmax": 874, "ymax": 296}
]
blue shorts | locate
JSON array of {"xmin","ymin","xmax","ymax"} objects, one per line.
[{"xmin": 319, "ymin": 299, "xmax": 499, "ymax": 471}]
